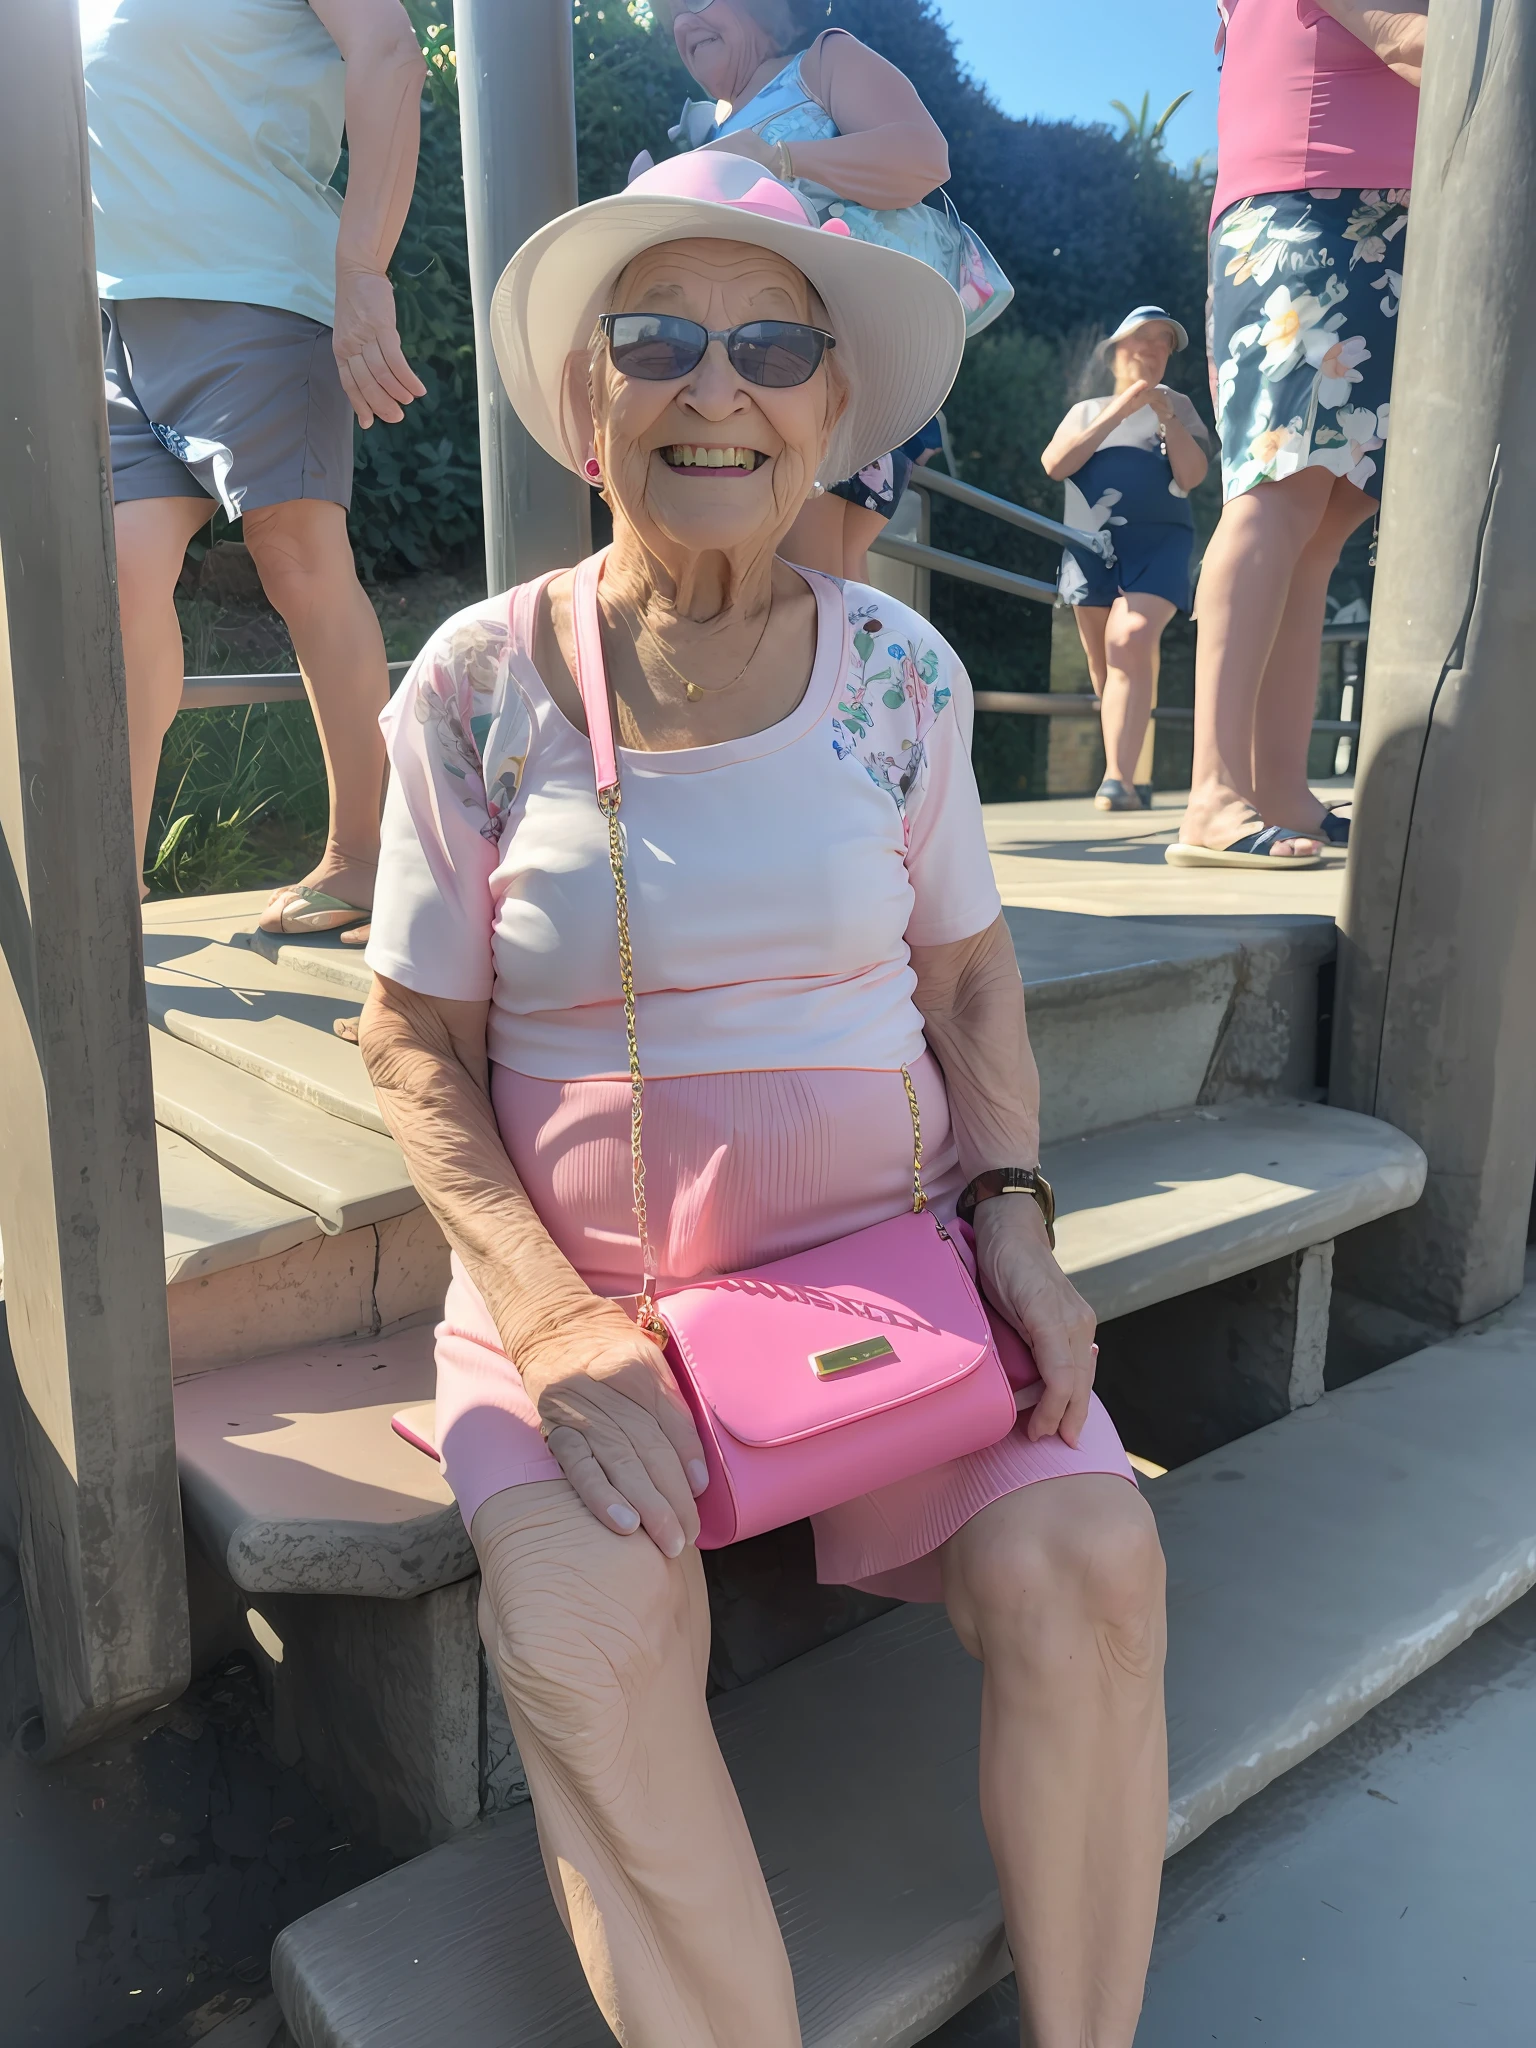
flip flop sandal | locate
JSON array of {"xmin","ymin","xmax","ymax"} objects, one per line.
[
  {"xmin": 1317, "ymin": 807, "xmax": 1350, "ymax": 847},
  {"xmin": 1164, "ymin": 825, "xmax": 1324, "ymax": 870},
  {"xmin": 1093, "ymin": 778, "xmax": 1144, "ymax": 812},
  {"xmin": 259, "ymin": 884, "xmax": 372, "ymax": 935}
]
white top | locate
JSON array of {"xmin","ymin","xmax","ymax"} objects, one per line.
[
  {"xmin": 366, "ymin": 570, "xmax": 1003, "ymax": 1081},
  {"xmin": 1056, "ymin": 391, "xmax": 1208, "ymax": 458},
  {"xmin": 82, "ymin": 0, "xmax": 345, "ymax": 327}
]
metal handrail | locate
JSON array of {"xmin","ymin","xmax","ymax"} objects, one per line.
[
  {"xmin": 180, "ymin": 659, "xmax": 412, "ymax": 711},
  {"xmin": 906, "ymin": 467, "xmax": 1115, "ymax": 562}
]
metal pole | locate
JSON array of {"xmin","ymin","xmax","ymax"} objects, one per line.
[
  {"xmin": 455, "ymin": 0, "xmax": 591, "ymax": 591},
  {"xmin": 0, "ymin": 0, "xmax": 188, "ymax": 1749},
  {"xmin": 1330, "ymin": 0, "xmax": 1536, "ymax": 1326}
]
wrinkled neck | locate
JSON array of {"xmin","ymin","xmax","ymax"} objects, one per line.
[{"xmin": 603, "ymin": 516, "xmax": 776, "ymax": 631}]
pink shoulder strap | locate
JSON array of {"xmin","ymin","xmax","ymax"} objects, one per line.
[{"xmin": 571, "ymin": 550, "xmax": 619, "ymax": 799}]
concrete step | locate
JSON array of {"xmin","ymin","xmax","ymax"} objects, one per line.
[
  {"xmin": 272, "ymin": 1278, "xmax": 1536, "ymax": 2048},
  {"xmin": 173, "ymin": 1325, "xmax": 469, "ymax": 1598},
  {"xmin": 152, "ymin": 1028, "xmax": 418, "ymax": 1235},
  {"xmin": 153, "ymin": 898, "xmax": 1333, "ymax": 1146},
  {"xmin": 177, "ymin": 1099, "xmax": 1424, "ymax": 1607},
  {"xmin": 143, "ymin": 930, "xmax": 381, "ymax": 1135},
  {"xmin": 158, "ymin": 1126, "xmax": 322, "ymax": 1285},
  {"xmin": 1046, "ymin": 1098, "xmax": 1424, "ymax": 1323}
]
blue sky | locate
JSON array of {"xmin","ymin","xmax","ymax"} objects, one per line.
[{"xmin": 932, "ymin": 0, "xmax": 1221, "ymax": 169}]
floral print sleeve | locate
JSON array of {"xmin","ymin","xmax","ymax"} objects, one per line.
[
  {"xmin": 365, "ymin": 597, "xmax": 534, "ymax": 1004},
  {"xmin": 833, "ymin": 588, "xmax": 1001, "ymax": 947}
]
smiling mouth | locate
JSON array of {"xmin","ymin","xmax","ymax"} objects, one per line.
[{"xmin": 660, "ymin": 445, "xmax": 766, "ymax": 473}]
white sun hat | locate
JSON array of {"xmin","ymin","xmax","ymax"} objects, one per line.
[
  {"xmin": 1096, "ymin": 304, "xmax": 1190, "ymax": 357},
  {"xmin": 489, "ymin": 151, "xmax": 967, "ymax": 486}
]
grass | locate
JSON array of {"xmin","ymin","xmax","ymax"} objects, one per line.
[
  {"xmin": 145, "ymin": 700, "xmax": 329, "ymax": 898},
  {"xmin": 146, "ymin": 560, "xmax": 482, "ymax": 899}
]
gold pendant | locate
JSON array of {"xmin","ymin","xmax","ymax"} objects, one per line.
[{"xmin": 686, "ymin": 681, "xmax": 704, "ymax": 702}]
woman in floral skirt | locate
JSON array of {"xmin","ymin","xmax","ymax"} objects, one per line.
[{"xmin": 1170, "ymin": 0, "xmax": 1427, "ymax": 868}]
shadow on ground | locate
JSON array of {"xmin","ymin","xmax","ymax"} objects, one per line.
[{"xmin": 0, "ymin": 1653, "xmax": 393, "ymax": 2048}]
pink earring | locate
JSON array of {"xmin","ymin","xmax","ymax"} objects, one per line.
[{"xmin": 583, "ymin": 457, "xmax": 602, "ymax": 482}]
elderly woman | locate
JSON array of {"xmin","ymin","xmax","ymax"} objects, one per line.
[
  {"xmin": 659, "ymin": 0, "xmax": 953, "ymax": 580},
  {"xmin": 1043, "ymin": 306, "xmax": 1209, "ymax": 812},
  {"xmin": 360, "ymin": 152, "xmax": 1165, "ymax": 2047}
]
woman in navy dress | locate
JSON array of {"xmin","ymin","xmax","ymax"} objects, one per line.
[{"xmin": 1043, "ymin": 308, "xmax": 1209, "ymax": 810}]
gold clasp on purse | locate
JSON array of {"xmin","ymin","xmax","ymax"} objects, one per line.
[{"xmin": 810, "ymin": 1334, "xmax": 899, "ymax": 1378}]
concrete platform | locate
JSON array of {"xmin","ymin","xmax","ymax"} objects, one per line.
[
  {"xmin": 272, "ymin": 1269, "xmax": 1536, "ymax": 2048},
  {"xmin": 984, "ymin": 788, "xmax": 1349, "ymax": 921}
]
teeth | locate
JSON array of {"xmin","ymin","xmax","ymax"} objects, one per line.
[{"xmin": 664, "ymin": 446, "xmax": 763, "ymax": 470}]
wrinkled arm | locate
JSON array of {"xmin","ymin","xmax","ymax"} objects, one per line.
[
  {"xmin": 910, "ymin": 915, "xmax": 1097, "ymax": 1445},
  {"xmin": 1316, "ymin": 0, "xmax": 1429, "ymax": 85},
  {"xmin": 358, "ymin": 977, "xmax": 607, "ymax": 1360},
  {"xmin": 707, "ymin": 33, "xmax": 948, "ymax": 208},
  {"xmin": 360, "ymin": 974, "xmax": 708, "ymax": 1553},
  {"xmin": 309, "ymin": 0, "xmax": 427, "ymax": 424}
]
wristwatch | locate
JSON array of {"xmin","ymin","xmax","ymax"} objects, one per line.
[{"xmin": 955, "ymin": 1166, "xmax": 1056, "ymax": 1247}]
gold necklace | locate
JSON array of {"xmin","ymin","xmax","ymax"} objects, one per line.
[{"xmin": 609, "ymin": 593, "xmax": 772, "ymax": 702}]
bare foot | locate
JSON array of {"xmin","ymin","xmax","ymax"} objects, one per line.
[
  {"xmin": 260, "ymin": 848, "xmax": 376, "ymax": 935},
  {"xmin": 1177, "ymin": 791, "xmax": 1322, "ymax": 858},
  {"xmin": 334, "ymin": 1016, "xmax": 360, "ymax": 1044}
]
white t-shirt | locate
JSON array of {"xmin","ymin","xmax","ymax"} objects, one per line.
[
  {"xmin": 1055, "ymin": 392, "xmax": 1209, "ymax": 532},
  {"xmin": 82, "ymin": 0, "xmax": 345, "ymax": 327},
  {"xmin": 366, "ymin": 570, "xmax": 1004, "ymax": 1082}
]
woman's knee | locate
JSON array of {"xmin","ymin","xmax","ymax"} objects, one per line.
[
  {"xmin": 1104, "ymin": 608, "xmax": 1159, "ymax": 669},
  {"xmin": 950, "ymin": 1479, "xmax": 1166, "ymax": 1670},
  {"xmin": 477, "ymin": 1491, "xmax": 702, "ymax": 1773}
]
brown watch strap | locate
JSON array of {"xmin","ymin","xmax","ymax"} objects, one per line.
[{"xmin": 956, "ymin": 1166, "xmax": 1056, "ymax": 1246}]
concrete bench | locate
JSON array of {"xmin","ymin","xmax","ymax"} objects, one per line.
[{"xmin": 270, "ymin": 1282, "xmax": 1536, "ymax": 2048}]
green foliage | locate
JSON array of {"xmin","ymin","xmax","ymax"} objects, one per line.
[
  {"xmin": 573, "ymin": 3, "xmax": 694, "ymax": 202},
  {"xmin": 343, "ymin": 3, "xmax": 480, "ymax": 580},
  {"xmin": 146, "ymin": 704, "xmax": 329, "ymax": 896},
  {"xmin": 1110, "ymin": 90, "xmax": 1193, "ymax": 149}
]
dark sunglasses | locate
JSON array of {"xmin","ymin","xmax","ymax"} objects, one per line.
[{"xmin": 599, "ymin": 313, "xmax": 836, "ymax": 389}]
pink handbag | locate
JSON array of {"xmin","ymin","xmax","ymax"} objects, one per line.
[{"xmin": 570, "ymin": 552, "xmax": 1035, "ymax": 1548}]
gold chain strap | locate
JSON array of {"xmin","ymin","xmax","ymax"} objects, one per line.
[{"xmin": 598, "ymin": 783, "xmax": 928, "ymax": 1341}]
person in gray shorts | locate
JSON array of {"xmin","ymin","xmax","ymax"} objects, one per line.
[{"xmin": 84, "ymin": 0, "xmax": 428, "ymax": 938}]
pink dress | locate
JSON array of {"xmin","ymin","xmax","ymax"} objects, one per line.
[{"xmin": 367, "ymin": 567, "xmax": 1133, "ymax": 1603}]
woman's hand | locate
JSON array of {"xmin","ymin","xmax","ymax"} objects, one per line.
[
  {"xmin": 519, "ymin": 1305, "xmax": 710, "ymax": 1558},
  {"xmin": 973, "ymin": 1193, "xmax": 1097, "ymax": 1448},
  {"xmin": 1144, "ymin": 385, "xmax": 1177, "ymax": 426},
  {"xmin": 332, "ymin": 265, "xmax": 426, "ymax": 428}
]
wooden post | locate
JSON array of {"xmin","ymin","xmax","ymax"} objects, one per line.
[
  {"xmin": 1330, "ymin": 0, "xmax": 1536, "ymax": 1326},
  {"xmin": 0, "ymin": 0, "xmax": 188, "ymax": 1749},
  {"xmin": 454, "ymin": 0, "xmax": 592, "ymax": 592}
]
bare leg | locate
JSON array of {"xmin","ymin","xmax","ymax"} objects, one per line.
[
  {"xmin": 1100, "ymin": 594, "xmax": 1174, "ymax": 792},
  {"xmin": 839, "ymin": 500, "xmax": 890, "ymax": 583},
  {"xmin": 781, "ymin": 490, "xmax": 849, "ymax": 576},
  {"xmin": 242, "ymin": 498, "xmax": 387, "ymax": 935},
  {"xmin": 1179, "ymin": 468, "xmax": 1338, "ymax": 856},
  {"xmin": 1073, "ymin": 606, "xmax": 1110, "ymax": 694},
  {"xmin": 114, "ymin": 494, "xmax": 217, "ymax": 889},
  {"xmin": 474, "ymin": 1481, "xmax": 802, "ymax": 2048},
  {"xmin": 943, "ymin": 1475, "xmax": 1168, "ymax": 2048},
  {"xmin": 1251, "ymin": 477, "xmax": 1374, "ymax": 830}
]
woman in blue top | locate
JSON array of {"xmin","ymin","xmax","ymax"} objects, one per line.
[
  {"xmin": 658, "ymin": 0, "xmax": 951, "ymax": 579},
  {"xmin": 1042, "ymin": 309, "xmax": 1210, "ymax": 811}
]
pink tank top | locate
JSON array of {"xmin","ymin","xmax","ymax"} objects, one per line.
[{"xmin": 1212, "ymin": 0, "xmax": 1420, "ymax": 223}]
